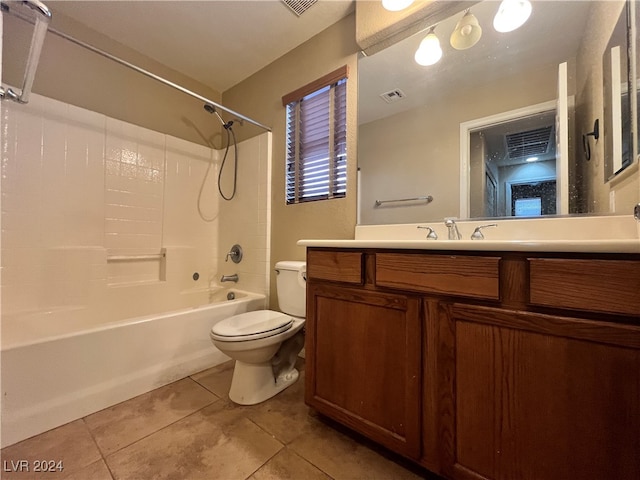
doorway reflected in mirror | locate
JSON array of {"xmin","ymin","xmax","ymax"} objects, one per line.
[{"xmin": 469, "ymin": 109, "xmax": 557, "ymax": 218}]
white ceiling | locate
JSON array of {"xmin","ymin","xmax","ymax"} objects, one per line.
[{"xmin": 47, "ymin": 0, "xmax": 355, "ymax": 92}]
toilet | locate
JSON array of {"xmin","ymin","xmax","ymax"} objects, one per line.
[{"xmin": 210, "ymin": 261, "xmax": 306, "ymax": 405}]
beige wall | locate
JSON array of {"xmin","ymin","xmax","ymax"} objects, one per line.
[
  {"xmin": 222, "ymin": 14, "xmax": 360, "ymax": 309},
  {"xmin": 359, "ymin": 62, "xmax": 561, "ymax": 225},
  {"xmin": 3, "ymin": 9, "xmax": 222, "ymax": 147}
]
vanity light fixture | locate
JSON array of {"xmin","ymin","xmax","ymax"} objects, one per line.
[
  {"xmin": 382, "ymin": 0, "xmax": 414, "ymax": 12},
  {"xmin": 493, "ymin": 0, "xmax": 532, "ymax": 33},
  {"xmin": 450, "ymin": 9, "xmax": 482, "ymax": 50},
  {"xmin": 415, "ymin": 27, "xmax": 442, "ymax": 66}
]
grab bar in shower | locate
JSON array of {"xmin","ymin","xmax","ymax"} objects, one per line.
[
  {"xmin": 107, "ymin": 250, "xmax": 166, "ymax": 262},
  {"xmin": 1, "ymin": 0, "xmax": 51, "ymax": 104},
  {"xmin": 374, "ymin": 195, "xmax": 433, "ymax": 207}
]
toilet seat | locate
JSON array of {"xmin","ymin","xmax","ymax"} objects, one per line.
[{"xmin": 210, "ymin": 310, "xmax": 294, "ymax": 342}]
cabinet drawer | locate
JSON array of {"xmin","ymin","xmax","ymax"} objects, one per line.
[
  {"xmin": 529, "ymin": 258, "xmax": 640, "ymax": 316},
  {"xmin": 307, "ymin": 250, "xmax": 363, "ymax": 285},
  {"xmin": 376, "ymin": 253, "xmax": 500, "ymax": 300}
]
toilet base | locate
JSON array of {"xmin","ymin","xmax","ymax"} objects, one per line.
[{"xmin": 228, "ymin": 360, "xmax": 299, "ymax": 405}]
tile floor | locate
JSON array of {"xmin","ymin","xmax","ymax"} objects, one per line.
[{"xmin": 1, "ymin": 359, "xmax": 437, "ymax": 480}]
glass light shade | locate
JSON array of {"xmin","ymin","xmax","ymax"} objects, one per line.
[
  {"xmin": 414, "ymin": 33, "xmax": 442, "ymax": 66},
  {"xmin": 382, "ymin": 0, "xmax": 414, "ymax": 12},
  {"xmin": 450, "ymin": 10, "xmax": 482, "ymax": 50},
  {"xmin": 493, "ymin": 0, "xmax": 532, "ymax": 33}
]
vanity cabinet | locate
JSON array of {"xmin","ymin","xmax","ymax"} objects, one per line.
[
  {"xmin": 442, "ymin": 304, "xmax": 640, "ymax": 480},
  {"xmin": 305, "ymin": 283, "xmax": 423, "ymax": 458},
  {"xmin": 304, "ymin": 248, "xmax": 640, "ymax": 480}
]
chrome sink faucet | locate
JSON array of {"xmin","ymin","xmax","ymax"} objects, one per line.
[{"xmin": 444, "ymin": 218, "xmax": 462, "ymax": 240}]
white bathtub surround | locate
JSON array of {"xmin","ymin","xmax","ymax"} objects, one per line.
[
  {"xmin": 218, "ymin": 133, "xmax": 272, "ymax": 296},
  {"xmin": 1, "ymin": 92, "xmax": 271, "ymax": 339},
  {"xmin": 1, "ymin": 290, "xmax": 265, "ymax": 448},
  {"xmin": 1, "ymin": 93, "xmax": 272, "ymax": 447}
]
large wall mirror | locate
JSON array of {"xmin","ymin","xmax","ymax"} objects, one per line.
[{"xmin": 358, "ymin": 0, "xmax": 639, "ymax": 225}]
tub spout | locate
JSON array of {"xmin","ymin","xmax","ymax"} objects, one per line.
[{"xmin": 220, "ymin": 274, "xmax": 239, "ymax": 283}]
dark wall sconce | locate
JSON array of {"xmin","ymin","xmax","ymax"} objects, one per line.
[{"xmin": 583, "ymin": 119, "xmax": 600, "ymax": 161}]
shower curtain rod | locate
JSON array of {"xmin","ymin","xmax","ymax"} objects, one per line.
[{"xmin": 2, "ymin": 3, "xmax": 272, "ymax": 132}]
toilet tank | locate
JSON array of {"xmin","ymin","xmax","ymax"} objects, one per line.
[{"xmin": 275, "ymin": 261, "xmax": 306, "ymax": 317}]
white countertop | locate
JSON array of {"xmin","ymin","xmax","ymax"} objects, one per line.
[
  {"xmin": 297, "ymin": 238, "xmax": 640, "ymax": 253},
  {"xmin": 298, "ymin": 216, "xmax": 640, "ymax": 253}
]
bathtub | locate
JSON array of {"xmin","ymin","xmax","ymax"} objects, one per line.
[{"xmin": 0, "ymin": 289, "xmax": 265, "ymax": 448}]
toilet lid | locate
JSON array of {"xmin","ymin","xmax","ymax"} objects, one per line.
[{"xmin": 211, "ymin": 310, "xmax": 293, "ymax": 341}]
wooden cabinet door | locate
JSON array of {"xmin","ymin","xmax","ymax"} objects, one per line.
[
  {"xmin": 305, "ymin": 283, "xmax": 422, "ymax": 459},
  {"xmin": 440, "ymin": 303, "xmax": 640, "ymax": 480}
]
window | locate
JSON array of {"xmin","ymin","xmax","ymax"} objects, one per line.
[{"xmin": 282, "ymin": 66, "xmax": 348, "ymax": 204}]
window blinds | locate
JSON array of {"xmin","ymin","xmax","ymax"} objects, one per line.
[{"xmin": 284, "ymin": 75, "xmax": 347, "ymax": 204}]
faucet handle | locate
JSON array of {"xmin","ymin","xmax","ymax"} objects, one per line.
[
  {"xmin": 417, "ymin": 226, "xmax": 438, "ymax": 240},
  {"xmin": 225, "ymin": 244, "xmax": 243, "ymax": 263},
  {"xmin": 470, "ymin": 223, "xmax": 498, "ymax": 240}
]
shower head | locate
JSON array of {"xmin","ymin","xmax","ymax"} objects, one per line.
[{"xmin": 204, "ymin": 104, "xmax": 234, "ymax": 130}]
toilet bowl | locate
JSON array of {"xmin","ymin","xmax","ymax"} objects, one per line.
[{"xmin": 210, "ymin": 261, "xmax": 306, "ymax": 405}]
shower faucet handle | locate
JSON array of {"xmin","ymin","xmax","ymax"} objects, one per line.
[{"xmin": 225, "ymin": 244, "xmax": 243, "ymax": 263}]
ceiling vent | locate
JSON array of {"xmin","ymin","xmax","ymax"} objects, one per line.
[
  {"xmin": 282, "ymin": 0, "xmax": 317, "ymax": 16},
  {"xmin": 380, "ymin": 89, "xmax": 406, "ymax": 104},
  {"xmin": 506, "ymin": 125, "xmax": 553, "ymax": 159}
]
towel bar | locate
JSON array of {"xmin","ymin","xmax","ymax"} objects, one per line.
[{"xmin": 374, "ymin": 195, "xmax": 433, "ymax": 207}]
